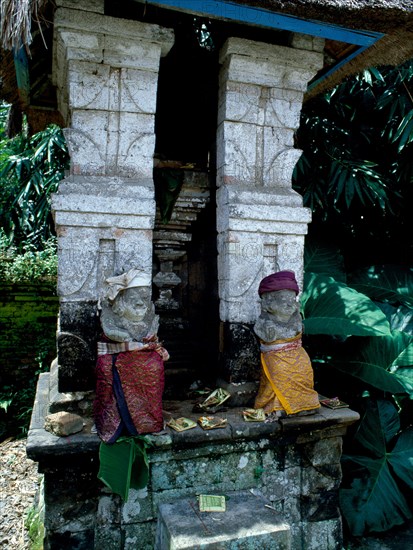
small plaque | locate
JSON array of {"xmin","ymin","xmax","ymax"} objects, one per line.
[{"xmin": 199, "ymin": 494, "xmax": 226, "ymax": 512}]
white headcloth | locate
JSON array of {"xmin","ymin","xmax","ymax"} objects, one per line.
[{"xmin": 105, "ymin": 269, "xmax": 151, "ymax": 301}]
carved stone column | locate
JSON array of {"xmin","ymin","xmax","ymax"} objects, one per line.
[
  {"xmin": 216, "ymin": 35, "xmax": 324, "ymax": 392},
  {"xmin": 51, "ymin": 6, "xmax": 174, "ymax": 391}
]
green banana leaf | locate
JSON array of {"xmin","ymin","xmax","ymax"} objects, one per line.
[
  {"xmin": 302, "ymin": 272, "xmax": 391, "ymax": 337},
  {"xmin": 340, "ymin": 399, "xmax": 413, "ymax": 535},
  {"xmin": 348, "ymin": 265, "xmax": 413, "ymax": 307},
  {"xmin": 304, "ymin": 240, "xmax": 346, "ymax": 282},
  {"xmin": 98, "ymin": 436, "xmax": 150, "ymax": 501}
]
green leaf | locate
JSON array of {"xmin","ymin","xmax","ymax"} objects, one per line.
[
  {"xmin": 304, "ymin": 240, "xmax": 346, "ymax": 282},
  {"xmin": 302, "ymin": 273, "xmax": 391, "ymax": 337},
  {"xmin": 349, "ymin": 266, "xmax": 413, "ymax": 307},
  {"xmin": 340, "ymin": 455, "xmax": 412, "ymax": 536},
  {"xmin": 340, "ymin": 399, "xmax": 413, "ymax": 536},
  {"xmin": 332, "ymin": 358, "xmax": 409, "ymax": 395},
  {"xmin": 388, "ymin": 427, "xmax": 413, "ymax": 489},
  {"xmin": 354, "ymin": 399, "xmax": 400, "ymax": 456}
]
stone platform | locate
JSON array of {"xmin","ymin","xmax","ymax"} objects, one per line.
[
  {"xmin": 27, "ymin": 372, "xmax": 359, "ymax": 549},
  {"xmin": 155, "ymin": 491, "xmax": 291, "ymax": 549}
]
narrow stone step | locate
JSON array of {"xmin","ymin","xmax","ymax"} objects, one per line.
[{"xmin": 155, "ymin": 491, "xmax": 291, "ymax": 550}]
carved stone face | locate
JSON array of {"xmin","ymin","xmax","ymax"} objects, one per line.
[
  {"xmin": 111, "ymin": 287, "xmax": 151, "ymax": 323},
  {"xmin": 261, "ymin": 289, "xmax": 298, "ymax": 323}
]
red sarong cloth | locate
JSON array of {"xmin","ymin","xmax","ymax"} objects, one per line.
[{"xmin": 94, "ymin": 342, "xmax": 167, "ymax": 443}]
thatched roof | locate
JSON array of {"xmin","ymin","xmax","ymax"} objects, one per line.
[
  {"xmin": 0, "ymin": 0, "xmax": 412, "ymax": 131},
  {"xmin": 0, "ymin": 0, "xmax": 48, "ymax": 51}
]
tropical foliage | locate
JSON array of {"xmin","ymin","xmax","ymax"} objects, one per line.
[
  {"xmin": 295, "ymin": 60, "xmax": 413, "ymax": 537},
  {"xmin": 0, "ymin": 102, "xmax": 69, "ymax": 250}
]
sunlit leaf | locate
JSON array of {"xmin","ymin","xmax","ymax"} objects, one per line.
[{"xmin": 302, "ymin": 273, "xmax": 391, "ymax": 337}]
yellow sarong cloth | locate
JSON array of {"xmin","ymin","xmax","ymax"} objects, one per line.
[{"xmin": 254, "ymin": 334, "xmax": 320, "ymax": 415}]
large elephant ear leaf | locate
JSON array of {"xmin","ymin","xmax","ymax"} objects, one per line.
[
  {"xmin": 377, "ymin": 303, "xmax": 413, "ymax": 335},
  {"xmin": 340, "ymin": 455, "xmax": 412, "ymax": 536},
  {"xmin": 302, "ymin": 273, "xmax": 391, "ymax": 337},
  {"xmin": 304, "ymin": 240, "xmax": 346, "ymax": 282},
  {"xmin": 348, "ymin": 265, "xmax": 413, "ymax": 307},
  {"xmin": 353, "ymin": 399, "xmax": 400, "ymax": 457},
  {"xmin": 332, "ymin": 332, "xmax": 413, "ymax": 395},
  {"xmin": 388, "ymin": 427, "xmax": 413, "ymax": 489}
]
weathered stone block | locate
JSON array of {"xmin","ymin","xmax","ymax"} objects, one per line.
[
  {"xmin": 44, "ymin": 411, "xmax": 84, "ymax": 437},
  {"xmin": 216, "ymin": 120, "xmax": 257, "ymax": 186},
  {"xmin": 300, "ymin": 491, "xmax": 341, "ymax": 522},
  {"xmin": 124, "ymin": 522, "xmax": 156, "ymax": 550},
  {"xmin": 121, "ymin": 488, "xmax": 154, "ymax": 524},
  {"xmin": 218, "ymin": 322, "xmax": 260, "ymax": 384},
  {"xmin": 155, "ymin": 492, "xmax": 291, "ymax": 550},
  {"xmin": 219, "ymin": 37, "xmax": 324, "ymax": 88},
  {"xmin": 151, "ymin": 451, "xmax": 261, "ymax": 493},
  {"xmin": 55, "ymin": 7, "xmax": 174, "ymax": 59},
  {"xmin": 300, "ymin": 518, "xmax": 343, "ymax": 550}
]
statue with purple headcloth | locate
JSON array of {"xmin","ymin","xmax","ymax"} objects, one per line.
[{"xmin": 254, "ymin": 271, "xmax": 320, "ymax": 417}]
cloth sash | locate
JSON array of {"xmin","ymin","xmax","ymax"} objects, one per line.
[
  {"xmin": 254, "ymin": 333, "xmax": 320, "ymax": 415},
  {"xmin": 94, "ymin": 338, "xmax": 167, "ymax": 443}
]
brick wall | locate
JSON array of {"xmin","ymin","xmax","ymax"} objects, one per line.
[{"xmin": 0, "ymin": 283, "xmax": 58, "ymax": 386}]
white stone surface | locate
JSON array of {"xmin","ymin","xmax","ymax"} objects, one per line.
[
  {"xmin": 56, "ymin": 0, "xmax": 104, "ymax": 13},
  {"xmin": 216, "ymin": 183, "xmax": 311, "ymax": 322},
  {"xmin": 53, "ymin": 177, "xmax": 155, "ymax": 300},
  {"xmin": 55, "ymin": 7, "xmax": 174, "ymax": 57},
  {"xmin": 219, "ymin": 37, "xmax": 324, "ymax": 74},
  {"xmin": 290, "ymin": 33, "xmax": 325, "ymax": 53},
  {"xmin": 216, "ymin": 36, "xmax": 322, "ymax": 323}
]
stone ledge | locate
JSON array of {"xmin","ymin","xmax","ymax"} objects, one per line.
[{"xmin": 27, "ymin": 373, "xmax": 359, "ymax": 463}]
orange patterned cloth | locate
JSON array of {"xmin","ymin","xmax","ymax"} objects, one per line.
[{"xmin": 254, "ymin": 334, "xmax": 320, "ymax": 415}]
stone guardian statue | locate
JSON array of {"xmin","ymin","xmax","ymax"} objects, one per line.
[{"xmin": 254, "ymin": 271, "xmax": 320, "ymax": 417}]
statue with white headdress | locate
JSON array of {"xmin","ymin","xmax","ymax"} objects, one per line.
[
  {"xmin": 100, "ymin": 268, "xmax": 159, "ymax": 343},
  {"xmin": 94, "ymin": 269, "xmax": 168, "ymax": 443}
]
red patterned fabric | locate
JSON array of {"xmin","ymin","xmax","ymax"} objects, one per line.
[{"xmin": 94, "ymin": 347, "xmax": 165, "ymax": 443}]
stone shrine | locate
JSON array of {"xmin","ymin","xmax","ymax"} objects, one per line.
[{"xmin": 20, "ymin": 0, "xmax": 413, "ymax": 548}]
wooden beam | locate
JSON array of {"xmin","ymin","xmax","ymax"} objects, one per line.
[{"xmin": 142, "ymin": 0, "xmax": 383, "ymax": 46}]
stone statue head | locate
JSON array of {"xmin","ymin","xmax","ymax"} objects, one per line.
[
  {"xmin": 100, "ymin": 269, "xmax": 159, "ymax": 342},
  {"xmin": 254, "ymin": 271, "xmax": 301, "ymax": 341},
  {"xmin": 260, "ymin": 288, "xmax": 299, "ymax": 323}
]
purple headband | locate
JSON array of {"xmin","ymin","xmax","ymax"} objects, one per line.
[{"xmin": 258, "ymin": 271, "xmax": 299, "ymax": 296}]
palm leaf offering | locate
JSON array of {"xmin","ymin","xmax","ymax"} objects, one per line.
[
  {"xmin": 242, "ymin": 408, "xmax": 266, "ymax": 422},
  {"xmin": 198, "ymin": 416, "xmax": 227, "ymax": 430},
  {"xmin": 167, "ymin": 417, "xmax": 197, "ymax": 432}
]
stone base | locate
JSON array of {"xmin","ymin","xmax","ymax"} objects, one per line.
[
  {"xmin": 27, "ymin": 372, "xmax": 360, "ymax": 550},
  {"xmin": 155, "ymin": 491, "xmax": 291, "ymax": 549}
]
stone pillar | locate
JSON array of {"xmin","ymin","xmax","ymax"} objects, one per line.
[
  {"xmin": 51, "ymin": 5, "xmax": 174, "ymax": 391},
  {"xmin": 216, "ymin": 35, "xmax": 324, "ymax": 390}
]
